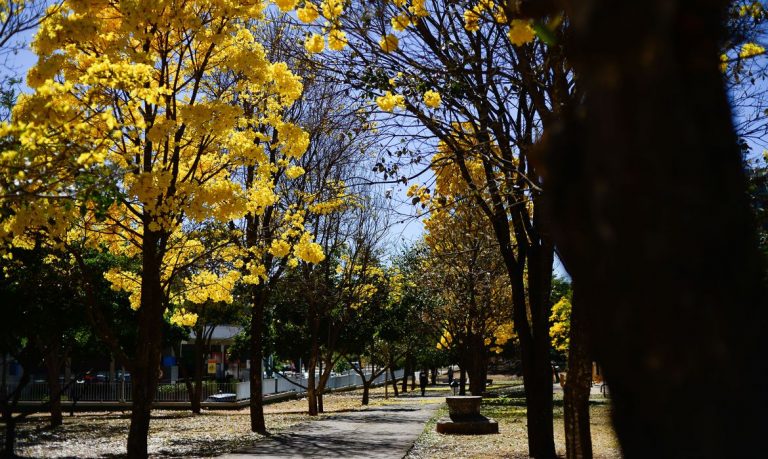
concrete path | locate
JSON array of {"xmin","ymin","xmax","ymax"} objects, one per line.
[{"xmin": 221, "ymin": 399, "xmax": 441, "ymax": 458}]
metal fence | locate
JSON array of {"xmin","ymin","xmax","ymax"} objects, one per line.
[{"xmin": 3, "ymin": 369, "xmax": 405, "ymax": 403}]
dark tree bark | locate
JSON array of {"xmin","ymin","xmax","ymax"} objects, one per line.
[
  {"xmin": 126, "ymin": 229, "xmax": 165, "ymax": 458},
  {"xmin": 249, "ymin": 286, "xmax": 268, "ymax": 433},
  {"xmin": 541, "ymin": 1, "xmax": 768, "ymax": 456},
  {"xmin": 45, "ymin": 347, "xmax": 63, "ymax": 428},
  {"xmin": 563, "ymin": 287, "xmax": 592, "ymax": 459},
  {"xmin": 458, "ymin": 367, "xmax": 467, "ymax": 395}
]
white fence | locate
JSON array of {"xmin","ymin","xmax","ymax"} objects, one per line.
[{"xmin": 4, "ymin": 369, "xmax": 405, "ymax": 403}]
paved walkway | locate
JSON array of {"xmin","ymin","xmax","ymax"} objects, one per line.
[{"xmin": 220, "ymin": 399, "xmax": 442, "ymax": 458}]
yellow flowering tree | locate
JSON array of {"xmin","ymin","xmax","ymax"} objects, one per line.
[
  {"xmin": 0, "ymin": 1, "xmax": 308, "ymax": 455},
  {"xmin": 419, "ymin": 191, "xmax": 515, "ymax": 396}
]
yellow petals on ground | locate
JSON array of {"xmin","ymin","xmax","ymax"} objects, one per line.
[
  {"xmin": 507, "ymin": 19, "xmax": 536, "ymax": 46},
  {"xmin": 423, "ymin": 90, "xmax": 441, "ymax": 109},
  {"xmin": 379, "ymin": 34, "xmax": 399, "ymax": 53},
  {"xmin": 304, "ymin": 33, "xmax": 325, "ymax": 53},
  {"xmin": 376, "ymin": 91, "xmax": 405, "ymax": 112},
  {"xmin": 328, "ymin": 28, "xmax": 348, "ymax": 51},
  {"xmin": 739, "ymin": 42, "xmax": 766, "ymax": 59},
  {"xmin": 297, "ymin": 3, "xmax": 319, "ymax": 23}
]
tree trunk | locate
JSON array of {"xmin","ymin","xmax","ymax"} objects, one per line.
[
  {"xmin": 126, "ymin": 231, "xmax": 165, "ymax": 459},
  {"xmin": 190, "ymin": 328, "xmax": 204, "ymax": 415},
  {"xmin": 543, "ymin": 1, "xmax": 768, "ymax": 456},
  {"xmin": 459, "ymin": 367, "xmax": 467, "ymax": 395},
  {"xmin": 249, "ymin": 286, "xmax": 267, "ymax": 433},
  {"xmin": 45, "ymin": 349, "xmax": 63, "ymax": 428},
  {"xmin": 389, "ymin": 366, "xmax": 399, "ymax": 397},
  {"xmin": 410, "ymin": 369, "xmax": 416, "ymax": 391},
  {"xmin": 2, "ymin": 417, "xmax": 16, "ymax": 458},
  {"xmin": 306, "ymin": 344, "xmax": 318, "ymax": 416},
  {"xmin": 401, "ymin": 361, "xmax": 409, "ymax": 393},
  {"xmin": 563, "ymin": 287, "xmax": 592, "ymax": 459},
  {"xmin": 361, "ymin": 380, "xmax": 372, "ymax": 405}
]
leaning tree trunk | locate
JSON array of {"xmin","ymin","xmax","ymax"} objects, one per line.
[
  {"xmin": 543, "ymin": 1, "xmax": 768, "ymax": 456},
  {"xmin": 389, "ymin": 366, "xmax": 399, "ymax": 397},
  {"xmin": 127, "ymin": 231, "xmax": 165, "ymax": 458},
  {"xmin": 563, "ymin": 286, "xmax": 592, "ymax": 459}
]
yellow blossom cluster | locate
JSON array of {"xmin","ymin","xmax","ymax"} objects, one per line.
[
  {"xmin": 169, "ymin": 308, "xmax": 200, "ymax": 328},
  {"xmin": 739, "ymin": 42, "xmax": 766, "ymax": 59},
  {"xmin": 297, "ymin": 3, "xmax": 319, "ymax": 23},
  {"xmin": 508, "ymin": 19, "xmax": 536, "ymax": 46},
  {"xmin": 379, "ymin": 34, "xmax": 399, "ymax": 53},
  {"xmin": 305, "ymin": 33, "xmax": 325, "ymax": 53},
  {"xmin": 423, "ymin": 90, "xmax": 442, "ymax": 109},
  {"xmin": 549, "ymin": 296, "xmax": 572, "ymax": 352},
  {"xmin": 376, "ymin": 91, "xmax": 405, "ymax": 112}
]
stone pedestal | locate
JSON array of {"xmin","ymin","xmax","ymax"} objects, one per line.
[{"xmin": 436, "ymin": 396, "xmax": 499, "ymax": 435}]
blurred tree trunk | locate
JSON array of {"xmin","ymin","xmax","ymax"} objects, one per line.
[{"xmin": 542, "ymin": 1, "xmax": 768, "ymax": 456}]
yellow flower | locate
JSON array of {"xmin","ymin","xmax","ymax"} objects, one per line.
[
  {"xmin": 297, "ymin": 3, "xmax": 319, "ymax": 23},
  {"xmin": 304, "ymin": 34, "xmax": 325, "ymax": 54},
  {"xmin": 507, "ymin": 19, "xmax": 535, "ymax": 46},
  {"xmin": 321, "ymin": 0, "xmax": 343, "ymax": 19},
  {"xmin": 375, "ymin": 91, "xmax": 405, "ymax": 112},
  {"xmin": 274, "ymin": 0, "xmax": 297, "ymax": 12},
  {"xmin": 269, "ymin": 239, "xmax": 291, "ymax": 257},
  {"xmin": 391, "ymin": 13, "xmax": 410, "ymax": 32},
  {"xmin": 285, "ymin": 165, "xmax": 305, "ymax": 179},
  {"xmin": 379, "ymin": 34, "xmax": 399, "ymax": 53},
  {"xmin": 328, "ymin": 28, "xmax": 348, "ymax": 51},
  {"xmin": 423, "ymin": 90, "xmax": 441, "ymax": 109},
  {"xmin": 739, "ymin": 42, "xmax": 766, "ymax": 59},
  {"xmin": 720, "ymin": 53, "xmax": 729, "ymax": 73},
  {"xmin": 463, "ymin": 9, "xmax": 480, "ymax": 32}
]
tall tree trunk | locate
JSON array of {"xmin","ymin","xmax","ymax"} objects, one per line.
[
  {"xmin": 45, "ymin": 349, "xmax": 63, "ymax": 428},
  {"xmin": 563, "ymin": 287, "xmax": 592, "ymax": 459},
  {"xmin": 459, "ymin": 366, "xmax": 467, "ymax": 395},
  {"xmin": 489, "ymin": 207, "xmax": 557, "ymax": 458},
  {"xmin": 249, "ymin": 286, "xmax": 267, "ymax": 433},
  {"xmin": 127, "ymin": 231, "xmax": 164, "ymax": 458},
  {"xmin": 190, "ymin": 327, "xmax": 204, "ymax": 415},
  {"xmin": 306, "ymin": 317, "xmax": 319, "ymax": 416},
  {"xmin": 543, "ymin": 1, "xmax": 768, "ymax": 456}
]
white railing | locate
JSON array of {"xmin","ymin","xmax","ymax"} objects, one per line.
[{"xmin": 3, "ymin": 369, "xmax": 405, "ymax": 403}]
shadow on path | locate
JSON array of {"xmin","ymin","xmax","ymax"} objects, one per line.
[{"xmin": 221, "ymin": 401, "xmax": 441, "ymax": 458}]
